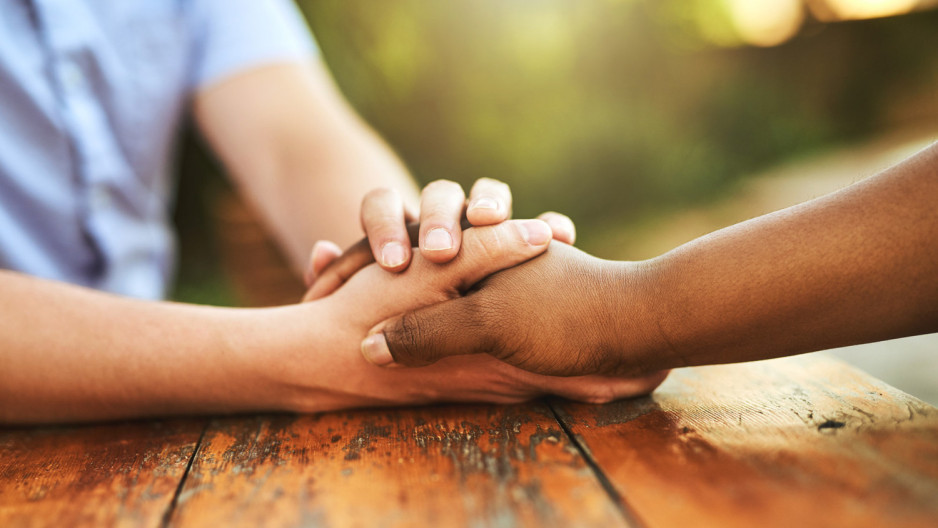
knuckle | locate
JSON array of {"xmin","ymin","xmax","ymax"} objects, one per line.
[
  {"xmin": 362, "ymin": 189, "xmax": 404, "ymax": 229},
  {"xmin": 364, "ymin": 186, "xmax": 399, "ymax": 204},
  {"xmin": 420, "ymin": 183, "xmax": 465, "ymax": 222},
  {"xmin": 476, "ymin": 177, "xmax": 510, "ymax": 192},
  {"xmin": 422, "ymin": 179, "xmax": 463, "ymax": 196},
  {"xmin": 366, "ymin": 229, "xmax": 405, "ymax": 252},
  {"xmin": 368, "ymin": 226, "xmax": 403, "ymax": 244},
  {"xmin": 421, "ymin": 206, "xmax": 459, "ymax": 223},
  {"xmin": 386, "ymin": 311, "xmax": 427, "ymax": 364},
  {"xmin": 464, "ymin": 227, "xmax": 507, "ymax": 262}
]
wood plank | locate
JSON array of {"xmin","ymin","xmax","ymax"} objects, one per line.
[
  {"xmin": 552, "ymin": 354, "xmax": 938, "ymax": 528},
  {"xmin": 167, "ymin": 403, "xmax": 627, "ymax": 528},
  {"xmin": 0, "ymin": 419, "xmax": 205, "ymax": 527}
]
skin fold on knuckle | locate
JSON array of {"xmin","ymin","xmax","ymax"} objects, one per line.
[
  {"xmin": 421, "ymin": 206, "xmax": 463, "ymax": 229},
  {"xmin": 362, "ymin": 190, "xmax": 404, "ymax": 229},
  {"xmin": 421, "ymin": 180, "xmax": 464, "ymax": 212},
  {"xmin": 366, "ymin": 186, "xmax": 399, "ymax": 200},
  {"xmin": 366, "ymin": 215, "xmax": 407, "ymax": 238},
  {"xmin": 423, "ymin": 179, "xmax": 462, "ymax": 195},
  {"xmin": 385, "ymin": 310, "xmax": 433, "ymax": 366},
  {"xmin": 462, "ymin": 227, "xmax": 509, "ymax": 268},
  {"xmin": 363, "ymin": 187, "xmax": 401, "ymax": 213},
  {"xmin": 476, "ymin": 177, "xmax": 510, "ymax": 193}
]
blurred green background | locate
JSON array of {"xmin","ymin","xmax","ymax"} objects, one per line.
[{"xmin": 171, "ymin": 0, "xmax": 938, "ymax": 305}]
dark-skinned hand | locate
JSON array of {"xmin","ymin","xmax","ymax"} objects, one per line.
[{"xmin": 360, "ymin": 241, "xmax": 670, "ymax": 382}]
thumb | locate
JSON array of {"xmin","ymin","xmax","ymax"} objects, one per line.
[{"xmin": 360, "ymin": 295, "xmax": 492, "ymax": 367}]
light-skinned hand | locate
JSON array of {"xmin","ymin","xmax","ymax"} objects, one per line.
[
  {"xmin": 281, "ymin": 223, "xmax": 666, "ymax": 411},
  {"xmin": 302, "ymin": 177, "xmax": 577, "ymax": 300}
]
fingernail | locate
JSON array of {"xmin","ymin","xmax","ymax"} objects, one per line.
[
  {"xmin": 361, "ymin": 334, "xmax": 395, "ymax": 366},
  {"xmin": 518, "ymin": 220, "xmax": 552, "ymax": 245},
  {"xmin": 469, "ymin": 197, "xmax": 499, "ymax": 212},
  {"xmin": 380, "ymin": 241, "xmax": 407, "ymax": 268},
  {"xmin": 424, "ymin": 227, "xmax": 454, "ymax": 251}
]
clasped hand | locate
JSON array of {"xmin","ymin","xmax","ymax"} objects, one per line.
[{"xmin": 299, "ymin": 178, "xmax": 668, "ymax": 408}]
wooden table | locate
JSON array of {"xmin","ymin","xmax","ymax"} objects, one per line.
[{"xmin": 2, "ymin": 354, "xmax": 936, "ymax": 527}]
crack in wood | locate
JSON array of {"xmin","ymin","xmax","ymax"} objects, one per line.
[
  {"xmin": 547, "ymin": 400, "xmax": 647, "ymax": 528},
  {"xmin": 160, "ymin": 422, "xmax": 208, "ymax": 528}
]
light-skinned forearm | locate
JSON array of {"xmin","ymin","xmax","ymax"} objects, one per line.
[
  {"xmin": 636, "ymin": 142, "xmax": 938, "ymax": 370},
  {"xmin": 1, "ymin": 224, "xmax": 664, "ymax": 423},
  {"xmin": 194, "ymin": 61, "xmax": 419, "ymax": 273},
  {"xmin": 0, "ymin": 271, "xmax": 331, "ymax": 424}
]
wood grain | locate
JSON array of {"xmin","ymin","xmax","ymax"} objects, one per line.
[
  {"xmin": 4, "ymin": 354, "xmax": 935, "ymax": 527},
  {"xmin": 552, "ymin": 354, "xmax": 938, "ymax": 528},
  {"xmin": 166, "ymin": 403, "xmax": 627, "ymax": 528},
  {"xmin": 0, "ymin": 419, "xmax": 204, "ymax": 528}
]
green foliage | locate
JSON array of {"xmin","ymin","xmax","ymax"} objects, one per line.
[
  {"xmin": 172, "ymin": 1, "xmax": 938, "ymax": 301},
  {"xmin": 296, "ymin": 1, "xmax": 937, "ymax": 247}
]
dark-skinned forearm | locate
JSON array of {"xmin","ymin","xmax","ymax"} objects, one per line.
[{"xmin": 633, "ymin": 142, "xmax": 938, "ymax": 370}]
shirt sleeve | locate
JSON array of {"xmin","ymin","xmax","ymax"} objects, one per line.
[{"xmin": 187, "ymin": 0, "xmax": 318, "ymax": 90}]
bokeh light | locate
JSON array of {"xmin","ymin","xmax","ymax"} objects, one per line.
[
  {"xmin": 822, "ymin": 0, "xmax": 919, "ymax": 20},
  {"xmin": 715, "ymin": 0, "xmax": 931, "ymax": 47},
  {"xmin": 725, "ymin": 0, "xmax": 804, "ymax": 47},
  {"xmin": 173, "ymin": 0, "xmax": 938, "ymax": 305}
]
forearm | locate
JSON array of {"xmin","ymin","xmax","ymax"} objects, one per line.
[
  {"xmin": 0, "ymin": 272, "xmax": 329, "ymax": 423},
  {"xmin": 195, "ymin": 62, "xmax": 419, "ymax": 273},
  {"xmin": 638, "ymin": 142, "xmax": 938, "ymax": 369},
  {"xmin": 252, "ymin": 118, "xmax": 417, "ymax": 272}
]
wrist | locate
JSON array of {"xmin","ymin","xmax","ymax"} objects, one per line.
[
  {"xmin": 604, "ymin": 258, "xmax": 684, "ymax": 375},
  {"xmin": 219, "ymin": 302, "xmax": 341, "ymax": 414}
]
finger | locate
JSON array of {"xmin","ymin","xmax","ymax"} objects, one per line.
[
  {"xmin": 361, "ymin": 295, "xmax": 486, "ymax": 367},
  {"xmin": 304, "ymin": 223, "xmax": 421, "ymax": 302},
  {"xmin": 466, "ymin": 178, "xmax": 512, "ymax": 226},
  {"xmin": 361, "ymin": 219, "xmax": 553, "ymax": 367},
  {"xmin": 304, "ymin": 240, "xmax": 343, "ymax": 287},
  {"xmin": 537, "ymin": 211, "xmax": 576, "ymax": 245},
  {"xmin": 434, "ymin": 218, "xmax": 552, "ymax": 291},
  {"xmin": 302, "ymin": 239, "xmax": 371, "ymax": 302},
  {"xmin": 361, "ymin": 187, "xmax": 412, "ymax": 272},
  {"xmin": 418, "ymin": 180, "xmax": 466, "ymax": 263},
  {"xmin": 312, "ymin": 241, "xmax": 343, "ymax": 277}
]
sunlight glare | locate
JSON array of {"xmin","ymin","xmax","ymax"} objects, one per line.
[
  {"xmin": 725, "ymin": 0, "xmax": 804, "ymax": 47},
  {"xmin": 823, "ymin": 0, "xmax": 919, "ymax": 20}
]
